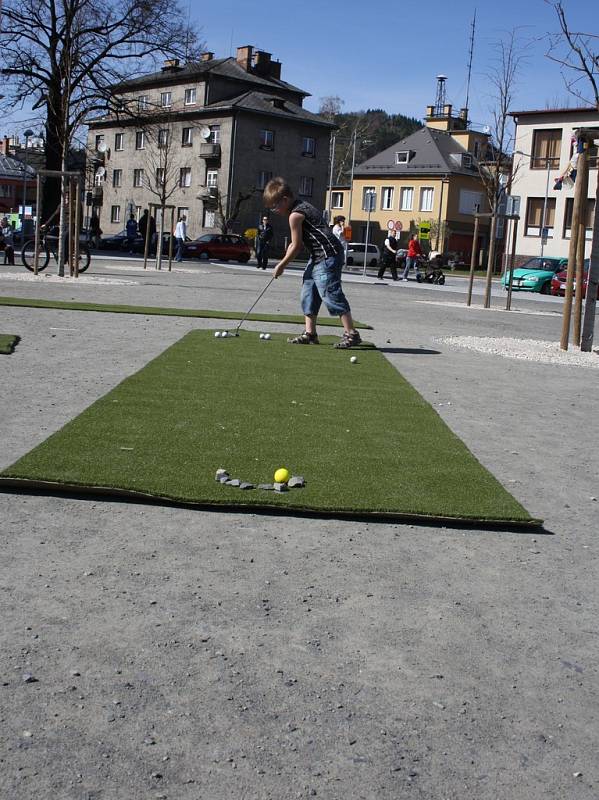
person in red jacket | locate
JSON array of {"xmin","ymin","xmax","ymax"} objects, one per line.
[{"xmin": 401, "ymin": 233, "xmax": 423, "ymax": 280}]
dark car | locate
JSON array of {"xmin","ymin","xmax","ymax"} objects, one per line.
[
  {"xmin": 183, "ymin": 233, "xmax": 251, "ymax": 262},
  {"xmin": 551, "ymin": 260, "xmax": 597, "ymax": 298},
  {"xmin": 98, "ymin": 229, "xmax": 189, "ymax": 254}
]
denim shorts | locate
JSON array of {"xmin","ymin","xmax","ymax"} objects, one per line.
[{"xmin": 301, "ymin": 253, "xmax": 351, "ymax": 317}]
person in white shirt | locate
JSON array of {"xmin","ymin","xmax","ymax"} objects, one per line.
[{"xmin": 174, "ymin": 215, "xmax": 187, "ymax": 262}]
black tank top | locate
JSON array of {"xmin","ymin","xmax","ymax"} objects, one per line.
[{"xmin": 291, "ymin": 200, "xmax": 344, "ymax": 261}]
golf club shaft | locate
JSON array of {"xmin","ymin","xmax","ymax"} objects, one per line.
[{"xmin": 234, "ymin": 275, "xmax": 276, "ymax": 334}]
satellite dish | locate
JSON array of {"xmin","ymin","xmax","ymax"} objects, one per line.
[
  {"xmin": 96, "ymin": 166, "xmax": 106, "ymax": 178},
  {"xmin": 200, "ymin": 126, "xmax": 211, "ymax": 140},
  {"xmin": 97, "ymin": 141, "xmax": 107, "ymax": 153}
]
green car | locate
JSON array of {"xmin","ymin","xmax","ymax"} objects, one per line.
[{"xmin": 501, "ymin": 256, "xmax": 568, "ymax": 294}]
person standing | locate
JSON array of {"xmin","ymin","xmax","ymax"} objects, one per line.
[
  {"xmin": 1, "ymin": 218, "xmax": 15, "ymax": 264},
  {"xmin": 125, "ymin": 213, "xmax": 138, "ymax": 254},
  {"xmin": 255, "ymin": 215, "xmax": 273, "ymax": 269},
  {"xmin": 174, "ymin": 214, "xmax": 187, "ymax": 262},
  {"xmin": 378, "ymin": 228, "xmax": 399, "ymax": 280},
  {"xmin": 401, "ymin": 233, "xmax": 423, "ymax": 280},
  {"xmin": 89, "ymin": 213, "xmax": 102, "ymax": 249},
  {"xmin": 263, "ymin": 177, "xmax": 362, "ymax": 349}
]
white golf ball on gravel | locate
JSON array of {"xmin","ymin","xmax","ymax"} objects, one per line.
[{"xmin": 350, "ymin": 356, "xmax": 358, "ymax": 364}]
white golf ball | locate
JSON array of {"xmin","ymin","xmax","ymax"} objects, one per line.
[
  {"xmin": 259, "ymin": 333, "xmax": 265, "ymax": 339},
  {"xmin": 214, "ymin": 331, "xmax": 221, "ymax": 338},
  {"xmin": 221, "ymin": 331, "xmax": 228, "ymax": 338},
  {"xmin": 350, "ymin": 356, "xmax": 358, "ymax": 364},
  {"xmin": 264, "ymin": 333, "xmax": 271, "ymax": 340}
]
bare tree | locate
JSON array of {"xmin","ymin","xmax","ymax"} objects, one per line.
[
  {"xmin": 544, "ymin": 1, "xmax": 599, "ymax": 350},
  {"xmin": 214, "ymin": 188, "xmax": 259, "ymax": 235},
  {"xmin": 1, "ymin": 0, "xmax": 203, "ymax": 267}
]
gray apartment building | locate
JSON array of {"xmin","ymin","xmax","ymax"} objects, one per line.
[{"xmin": 86, "ymin": 46, "xmax": 335, "ymax": 244}]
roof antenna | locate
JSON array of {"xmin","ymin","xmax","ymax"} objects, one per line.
[
  {"xmin": 434, "ymin": 74, "xmax": 447, "ymax": 117},
  {"xmin": 229, "ymin": 27, "xmax": 234, "ymax": 57},
  {"xmin": 184, "ymin": 0, "xmax": 191, "ymax": 62},
  {"xmin": 465, "ymin": 9, "xmax": 477, "ymax": 114}
]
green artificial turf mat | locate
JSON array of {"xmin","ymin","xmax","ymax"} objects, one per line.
[
  {"xmin": 0, "ymin": 296, "xmax": 371, "ymax": 329},
  {"xmin": 0, "ymin": 330, "xmax": 537, "ymax": 526},
  {"xmin": 0, "ymin": 334, "xmax": 20, "ymax": 354}
]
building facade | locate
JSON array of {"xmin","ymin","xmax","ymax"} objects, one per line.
[
  {"xmin": 510, "ymin": 107, "xmax": 598, "ymax": 261},
  {"xmin": 86, "ymin": 46, "xmax": 335, "ymax": 244},
  {"xmin": 327, "ymin": 103, "xmax": 492, "ymax": 260}
]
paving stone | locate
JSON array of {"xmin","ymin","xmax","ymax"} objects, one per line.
[
  {"xmin": 273, "ymin": 482, "xmax": 288, "ymax": 493},
  {"xmin": 226, "ymin": 479, "xmax": 241, "ymax": 487},
  {"xmin": 258, "ymin": 484, "xmax": 274, "ymax": 490},
  {"xmin": 239, "ymin": 482, "xmax": 255, "ymax": 490},
  {"xmin": 288, "ymin": 476, "xmax": 306, "ymax": 488},
  {"xmin": 215, "ymin": 468, "xmax": 229, "ymax": 481}
]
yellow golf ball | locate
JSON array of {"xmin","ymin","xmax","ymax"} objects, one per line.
[{"xmin": 274, "ymin": 467, "xmax": 290, "ymax": 484}]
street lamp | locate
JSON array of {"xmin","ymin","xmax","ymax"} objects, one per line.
[
  {"xmin": 347, "ymin": 131, "xmax": 373, "ymax": 237},
  {"xmin": 514, "ymin": 149, "xmax": 553, "ymax": 258},
  {"xmin": 21, "ymin": 129, "xmax": 34, "ymax": 237}
]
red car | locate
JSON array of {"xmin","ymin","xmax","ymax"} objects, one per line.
[
  {"xmin": 551, "ymin": 260, "xmax": 598, "ymax": 299},
  {"xmin": 183, "ymin": 233, "xmax": 251, "ymax": 262}
]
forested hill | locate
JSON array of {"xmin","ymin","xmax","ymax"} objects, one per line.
[{"xmin": 324, "ymin": 107, "xmax": 422, "ymax": 185}]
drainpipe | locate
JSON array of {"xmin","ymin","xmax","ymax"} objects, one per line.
[{"xmin": 226, "ymin": 112, "xmax": 238, "ymax": 231}]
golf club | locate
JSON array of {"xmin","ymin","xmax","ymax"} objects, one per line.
[{"xmin": 229, "ymin": 275, "xmax": 276, "ymax": 337}]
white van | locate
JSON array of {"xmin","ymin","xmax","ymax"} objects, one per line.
[{"xmin": 345, "ymin": 242, "xmax": 380, "ymax": 267}]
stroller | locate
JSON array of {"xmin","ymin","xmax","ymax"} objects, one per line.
[{"xmin": 416, "ymin": 255, "xmax": 446, "ymax": 285}]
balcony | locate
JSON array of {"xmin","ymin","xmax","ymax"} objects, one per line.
[{"xmin": 199, "ymin": 143, "xmax": 221, "ymax": 159}]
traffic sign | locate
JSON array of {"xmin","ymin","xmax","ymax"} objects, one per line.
[
  {"xmin": 387, "ymin": 220, "xmax": 395, "ymax": 230},
  {"xmin": 395, "ymin": 220, "xmax": 403, "ymax": 231},
  {"xmin": 419, "ymin": 221, "xmax": 431, "ymax": 240}
]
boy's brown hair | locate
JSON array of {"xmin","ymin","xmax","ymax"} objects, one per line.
[{"xmin": 263, "ymin": 177, "xmax": 294, "ymax": 208}]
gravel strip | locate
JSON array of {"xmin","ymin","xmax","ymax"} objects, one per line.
[
  {"xmin": 0, "ymin": 273, "xmax": 139, "ymax": 285},
  {"xmin": 437, "ymin": 335, "xmax": 599, "ymax": 368}
]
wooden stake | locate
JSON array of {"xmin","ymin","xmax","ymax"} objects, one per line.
[
  {"xmin": 505, "ymin": 217, "xmax": 519, "ymax": 311},
  {"xmin": 33, "ymin": 175, "xmax": 42, "ymax": 276},
  {"xmin": 74, "ymin": 179, "xmax": 81, "ymax": 278},
  {"xmin": 466, "ymin": 216, "xmax": 480, "ymax": 307},
  {"xmin": 483, "ymin": 213, "xmax": 498, "ymax": 308},
  {"xmin": 143, "ymin": 206, "xmax": 151, "ymax": 270},
  {"xmin": 560, "ymin": 139, "xmax": 589, "ymax": 351},
  {"xmin": 168, "ymin": 207, "xmax": 174, "ymax": 271}
]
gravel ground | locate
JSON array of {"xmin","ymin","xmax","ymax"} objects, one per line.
[
  {"xmin": 1, "ymin": 261, "xmax": 598, "ymax": 800},
  {"xmin": 438, "ymin": 335, "xmax": 599, "ymax": 368}
]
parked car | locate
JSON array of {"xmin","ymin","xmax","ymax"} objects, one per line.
[
  {"xmin": 183, "ymin": 233, "xmax": 251, "ymax": 262},
  {"xmin": 551, "ymin": 260, "xmax": 597, "ymax": 298},
  {"xmin": 98, "ymin": 230, "xmax": 189, "ymax": 254},
  {"xmin": 345, "ymin": 242, "xmax": 380, "ymax": 267},
  {"xmin": 501, "ymin": 256, "xmax": 568, "ymax": 294}
]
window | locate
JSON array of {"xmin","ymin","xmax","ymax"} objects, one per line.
[
  {"xmin": 94, "ymin": 170, "xmax": 104, "ymax": 187},
  {"xmin": 184, "ymin": 88, "xmax": 196, "ymax": 105},
  {"xmin": 419, "ymin": 187, "xmax": 434, "ymax": 212},
  {"xmin": 137, "ymin": 95, "xmax": 149, "ymax": 112},
  {"xmin": 112, "ymin": 169, "xmax": 122, "ymax": 188},
  {"xmin": 135, "ymin": 130, "xmax": 145, "ymax": 150},
  {"xmin": 395, "ymin": 151, "xmax": 410, "ymax": 164},
  {"xmin": 299, "ymin": 176, "xmax": 314, "ymax": 197},
  {"xmin": 473, "ymin": 141, "xmax": 481, "ymax": 159},
  {"xmin": 178, "ymin": 207, "xmax": 189, "ymax": 222},
  {"xmin": 160, "ymin": 91, "xmax": 172, "ymax": 107},
  {"xmin": 209, "ymin": 125, "xmax": 220, "ymax": 144},
  {"xmin": 458, "ymin": 189, "xmax": 483, "ymax": 215},
  {"xmin": 331, "ymin": 191, "xmax": 344, "ymax": 208},
  {"xmin": 260, "ymin": 129, "xmax": 274, "ymax": 149},
  {"xmin": 569, "ymin": 128, "xmax": 599, "ymax": 169},
  {"xmin": 135, "ymin": 205, "xmax": 142, "ymax": 221},
  {"xmin": 302, "ymin": 136, "xmax": 315, "ymax": 157},
  {"xmin": 155, "ymin": 168, "xmax": 165, "ymax": 187},
  {"xmin": 133, "ymin": 168, "xmax": 144, "ymax": 187},
  {"xmin": 257, "ymin": 170, "xmax": 273, "ymax": 190},
  {"xmin": 531, "ymin": 129, "xmax": 561, "ymax": 169},
  {"xmin": 111, "ymin": 205, "xmax": 121, "ymax": 223},
  {"xmin": 95, "ymin": 134, "xmax": 105, "ymax": 150},
  {"xmin": 525, "ymin": 197, "xmax": 556, "ymax": 237},
  {"xmin": 203, "ymin": 208, "xmax": 216, "ymax": 228},
  {"xmin": 400, "ymin": 187, "xmax": 414, "ymax": 210},
  {"xmin": 462, "ymin": 154, "xmax": 473, "ymax": 168},
  {"xmin": 381, "ymin": 187, "xmax": 394, "ymax": 210},
  {"xmin": 179, "ymin": 167, "xmax": 192, "ymax": 188},
  {"xmin": 158, "ymin": 128, "xmax": 169, "ymax": 148},
  {"xmin": 114, "ymin": 132, "xmax": 124, "ymax": 151},
  {"xmin": 362, "ymin": 187, "xmax": 376, "ymax": 211},
  {"xmin": 206, "ymin": 169, "xmax": 218, "ymax": 188},
  {"xmin": 182, "ymin": 127, "xmax": 193, "ymax": 147},
  {"xmin": 563, "ymin": 198, "xmax": 595, "ymax": 240}
]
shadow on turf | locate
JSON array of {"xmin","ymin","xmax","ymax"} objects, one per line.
[
  {"xmin": 0, "ymin": 482, "xmax": 548, "ymax": 534},
  {"xmin": 379, "ymin": 347, "xmax": 441, "ymax": 355}
]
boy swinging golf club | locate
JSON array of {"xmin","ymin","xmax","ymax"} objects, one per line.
[{"xmin": 264, "ymin": 177, "xmax": 362, "ymax": 348}]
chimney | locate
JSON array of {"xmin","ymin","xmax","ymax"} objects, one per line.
[
  {"xmin": 253, "ymin": 50, "xmax": 272, "ymax": 76},
  {"xmin": 161, "ymin": 58, "xmax": 181, "ymax": 72},
  {"xmin": 269, "ymin": 60, "xmax": 282, "ymax": 80},
  {"xmin": 1, "ymin": 137, "xmax": 10, "ymax": 155},
  {"xmin": 200, "ymin": 51, "xmax": 214, "ymax": 62},
  {"xmin": 236, "ymin": 45, "xmax": 253, "ymax": 72}
]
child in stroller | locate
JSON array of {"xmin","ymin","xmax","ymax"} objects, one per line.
[{"xmin": 416, "ymin": 253, "xmax": 446, "ymax": 285}]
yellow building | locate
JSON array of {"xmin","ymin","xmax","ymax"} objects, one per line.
[{"xmin": 327, "ymin": 104, "xmax": 492, "ymax": 260}]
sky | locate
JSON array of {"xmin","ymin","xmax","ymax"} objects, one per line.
[
  {"xmin": 1, "ymin": 0, "xmax": 594, "ymax": 141},
  {"xmin": 191, "ymin": 0, "xmax": 594, "ymax": 128}
]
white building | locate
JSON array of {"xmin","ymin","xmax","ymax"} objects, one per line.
[{"xmin": 510, "ymin": 107, "xmax": 598, "ymax": 261}]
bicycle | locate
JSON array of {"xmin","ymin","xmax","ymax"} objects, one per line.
[{"xmin": 21, "ymin": 225, "xmax": 91, "ymax": 273}]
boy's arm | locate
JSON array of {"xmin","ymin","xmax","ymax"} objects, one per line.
[{"xmin": 273, "ymin": 211, "xmax": 303, "ymax": 278}]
